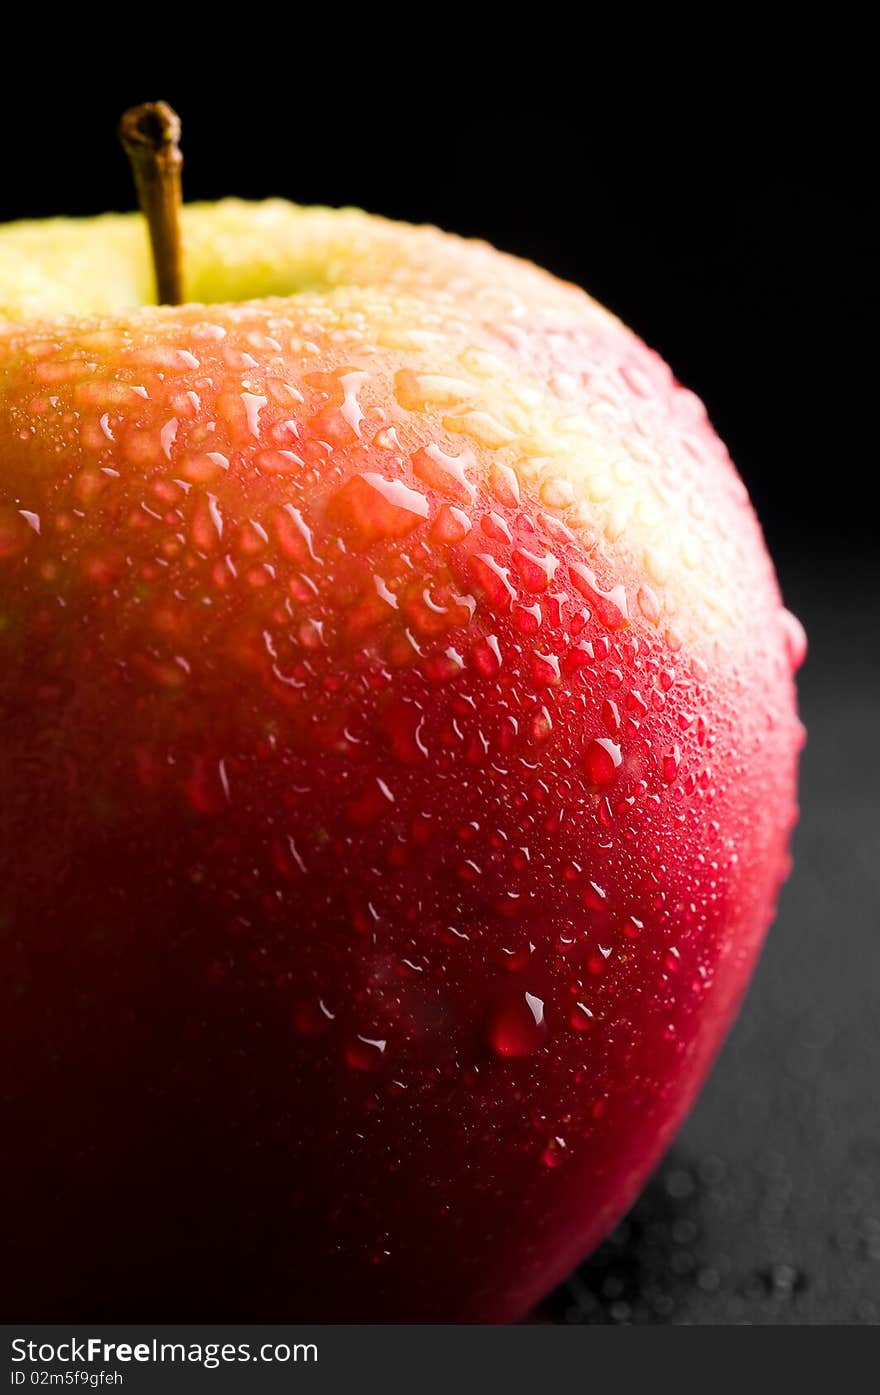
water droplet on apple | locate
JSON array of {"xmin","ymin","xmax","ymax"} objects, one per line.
[
  {"xmin": 487, "ymin": 990, "xmax": 548, "ymax": 1059},
  {"xmin": 781, "ymin": 608, "xmax": 807, "ymax": 671},
  {"xmin": 345, "ymin": 1035, "xmax": 388, "ymax": 1071},
  {"xmin": 569, "ymin": 563, "xmax": 629, "ymax": 628},
  {"xmin": 0, "ymin": 507, "xmax": 35, "ymax": 558},
  {"xmin": 292, "ymin": 998, "xmax": 335, "ymax": 1036},
  {"xmin": 569, "ymin": 1001, "xmax": 595, "ymax": 1031},
  {"xmin": 541, "ymin": 1137, "xmax": 567, "ymax": 1168},
  {"xmin": 581, "ymin": 880, "xmax": 607, "ymax": 912},
  {"xmin": 411, "ymin": 442, "xmax": 476, "ymax": 504},
  {"xmin": 662, "ymin": 745, "xmax": 682, "ymax": 783},
  {"xmin": 512, "ymin": 547, "xmax": 558, "ymax": 593},
  {"xmin": 583, "ymin": 738, "xmax": 622, "ymax": 788},
  {"xmin": 328, "ymin": 472, "xmax": 428, "ymax": 547}
]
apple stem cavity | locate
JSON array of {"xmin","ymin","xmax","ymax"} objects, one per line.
[{"xmin": 119, "ymin": 101, "xmax": 184, "ymax": 306}]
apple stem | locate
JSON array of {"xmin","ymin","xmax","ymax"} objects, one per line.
[{"xmin": 119, "ymin": 102, "xmax": 184, "ymax": 306}]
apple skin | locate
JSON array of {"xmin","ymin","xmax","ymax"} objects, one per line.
[{"xmin": 0, "ymin": 204, "xmax": 803, "ymax": 1321}]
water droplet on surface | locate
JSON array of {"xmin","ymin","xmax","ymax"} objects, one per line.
[
  {"xmin": 292, "ymin": 998, "xmax": 335, "ymax": 1036},
  {"xmin": 583, "ymin": 738, "xmax": 622, "ymax": 788},
  {"xmin": 373, "ymin": 425, "xmax": 400, "ymax": 450},
  {"xmin": 487, "ymin": 990, "xmax": 548, "ymax": 1059},
  {"xmin": 411, "ymin": 443, "xmax": 476, "ymax": 504},
  {"xmin": 489, "ymin": 461, "xmax": 521, "ymax": 506},
  {"xmin": 255, "ymin": 448, "xmax": 306, "ymax": 475},
  {"xmin": 664, "ymin": 946, "xmax": 681, "ymax": 973},
  {"xmin": 569, "ymin": 564, "xmax": 629, "ymax": 628},
  {"xmin": 469, "ymin": 635, "xmax": 502, "ymax": 676},
  {"xmin": 430, "ymin": 503, "xmax": 471, "ymax": 544},
  {"xmin": 637, "ymin": 584, "xmax": 660, "ymax": 623},
  {"xmin": 345, "ymin": 1035, "xmax": 388, "ymax": 1071},
  {"xmin": 328, "ymin": 473, "xmax": 429, "ymax": 546},
  {"xmin": 781, "ymin": 608, "xmax": 807, "ymax": 670},
  {"xmin": 241, "ymin": 391, "xmax": 267, "ymax": 437},
  {"xmin": 0, "ymin": 507, "xmax": 35, "ymax": 558},
  {"xmin": 601, "ymin": 698, "xmax": 620, "ymax": 733},
  {"xmin": 531, "ymin": 650, "xmax": 561, "ymax": 685},
  {"xmin": 581, "ymin": 880, "xmax": 607, "ymax": 912},
  {"xmin": 569, "ymin": 1002, "xmax": 595, "ymax": 1031},
  {"xmin": 512, "ymin": 546, "xmax": 558, "ymax": 593},
  {"xmin": 180, "ymin": 451, "xmax": 229, "ymax": 484},
  {"xmin": 338, "ymin": 370, "xmax": 368, "ymax": 436},
  {"xmin": 498, "ymin": 941, "xmax": 534, "ymax": 972},
  {"xmin": 184, "ymin": 756, "xmax": 229, "ymax": 814},
  {"xmin": 469, "ymin": 554, "xmax": 516, "ymax": 613},
  {"xmin": 662, "ymin": 745, "xmax": 682, "ymax": 783},
  {"xmin": 481, "ymin": 511, "xmax": 513, "ymax": 543},
  {"xmin": 541, "ymin": 1137, "xmax": 567, "ymax": 1168},
  {"xmin": 274, "ymin": 834, "xmax": 307, "ymax": 878}
]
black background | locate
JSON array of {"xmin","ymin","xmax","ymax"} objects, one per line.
[{"xmin": 2, "ymin": 34, "xmax": 876, "ymax": 1323}]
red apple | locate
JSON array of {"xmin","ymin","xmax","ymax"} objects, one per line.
[{"xmin": 0, "ymin": 193, "xmax": 804, "ymax": 1321}]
